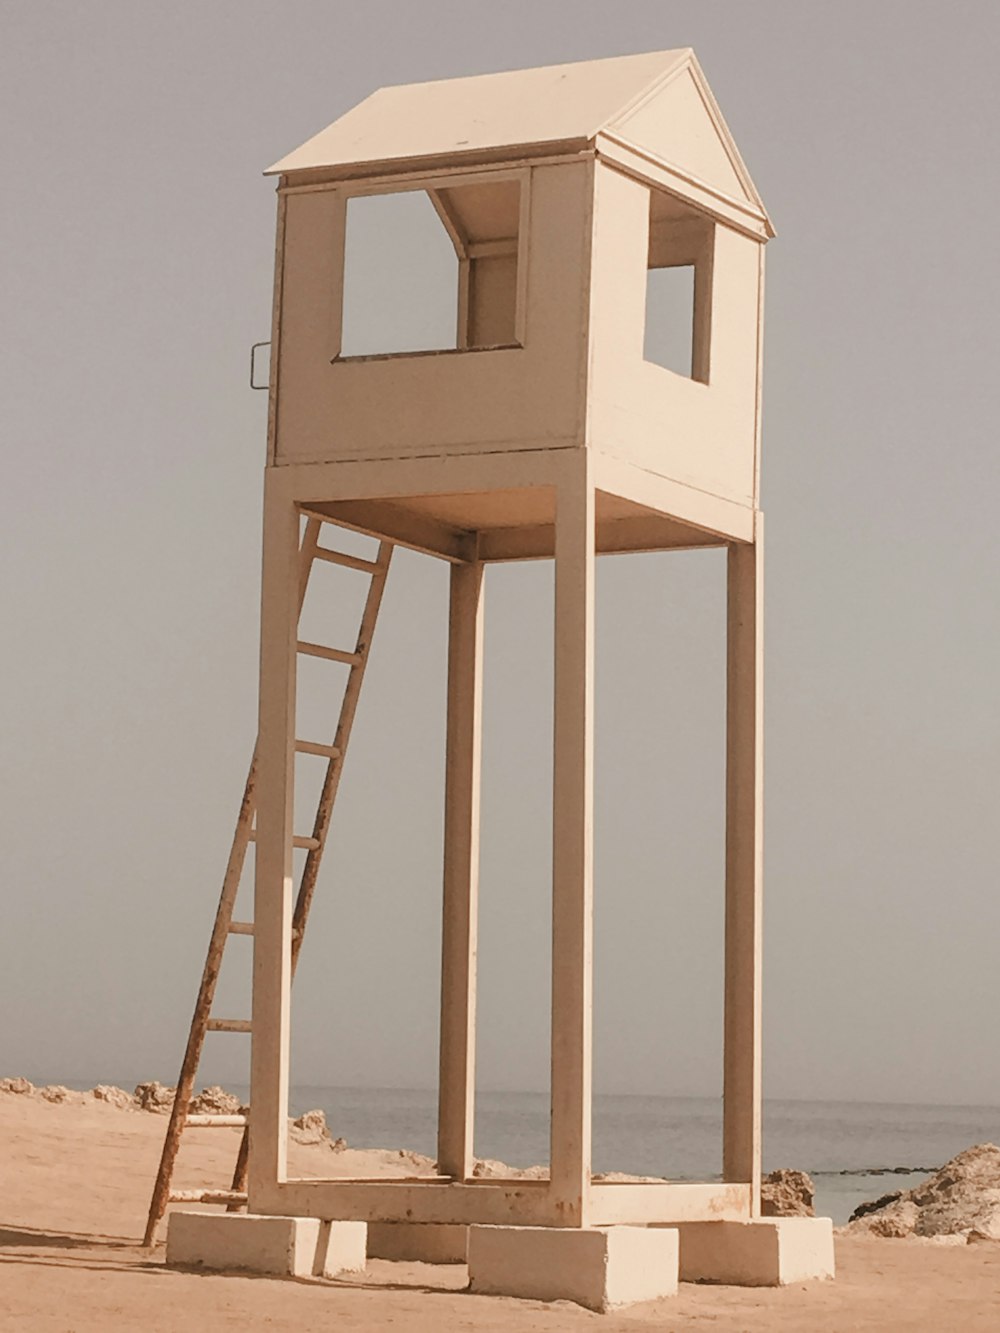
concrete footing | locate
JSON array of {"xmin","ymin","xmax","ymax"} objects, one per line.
[
  {"xmin": 165, "ymin": 1210, "xmax": 833, "ymax": 1298},
  {"xmin": 367, "ymin": 1221, "xmax": 468, "ymax": 1263},
  {"xmin": 165, "ymin": 1211, "xmax": 367, "ymax": 1278},
  {"xmin": 468, "ymin": 1224, "xmax": 679, "ymax": 1312},
  {"xmin": 676, "ymin": 1217, "xmax": 835, "ymax": 1286}
]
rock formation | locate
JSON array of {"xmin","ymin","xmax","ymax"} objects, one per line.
[
  {"xmin": 471, "ymin": 1157, "xmax": 548, "ymax": 1180},
  {"xmin": 133, "ymin": 1081, "xmax": 176, "ymax": 1113},
  {"xmin": 91, "ymin": 1085, "xmax": 133, "ymax": 1109},
  {"xmin": 189, "ymin": 1085, "xmax": 243, "ymax": 1116},
  {"xmin": 848, "ymin": 1144, "xmax": 1000, "ymax": 1239},
  {"xmin": 290, "ymin": 1108, "xmax": 330, "ymax": 1144},
  {"xmin": 761, "ymin": 1168, "xmax": 815, "ymax": 1217},
  {"xmin": 0, "ymin": 1077, "xmax": 34, "ymax": 1095},
  {"xmin": 38, "ymin": 1085, "xmax": 84, "ymax": 1104}
]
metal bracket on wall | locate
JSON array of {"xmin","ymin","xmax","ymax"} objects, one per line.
[{"xmin": 250, "ymin": 341, "xmax": 271, "ymax": 390}]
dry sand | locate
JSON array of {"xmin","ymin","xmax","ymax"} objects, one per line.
[{"xmin": 2, "ymin": 1094, "xmax": 1000, "ymax": 1331}]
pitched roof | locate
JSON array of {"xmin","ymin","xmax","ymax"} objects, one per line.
[
  {"xmin": 267, "ymin": 50, "xmax": 690, "ymax": 173},
  {"xmin": 266, "ymin": 50, "xmax": 769, "ymax": 232}
]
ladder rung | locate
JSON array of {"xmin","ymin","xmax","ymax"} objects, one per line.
[
  {"xmin": 295, "ymin": 739, "xmax": 342, "ymax": 760},
  {"xmin": 312, "ymin": 546, "xmax": 382, "ymax": 575},
  {"xmin": 168, "ymin": 1189, "xmax": 248, "ymax": 1206},
  {"xmin": 206, "ymin": 1019, "xmax": 252, "ymax": 1033},
  {"xmin": 297, "ymin": 640, "xmax": 362, "ymax": 667},
  {"xmin": 248, "ymin": 830, "xmax": 321, "ymax": 851},
  {"xmin": 227, "ymin": 921, "xmax": 254, "ymax": 936},
  {"xmin": 187, "ymin": 1114, "xmax": 247, "ymax": 1128}
]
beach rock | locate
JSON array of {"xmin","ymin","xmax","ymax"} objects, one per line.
[
  {"xmin": 850, "ymin": 1189, "xmax": 904, "ymax": 1222},
  {"xmin": 134, "ymin": 1081, "xmax": 176, "ymax": 1113},
  {"xmin": 39, "ymin": 1085, "xmax": 83, "ymax": 1104},
  {"xmin": 189, "ymin": 1086, "xmax": 242, "ymax": 1116},
  {"xmin": 855, "ymin": 1197, "xmax": 921, "ymax": 1238},
  {"xmin": 294, "ymin": 1108, "xmax": 328, "ymax": 1134},
  {"xmin": 396, "ymin": 1147, "xmax": 438, "ymax": 1171},
  {"xmin": 0, "ymin": 1077, "xmax": 34, "ymax": 1096},
  {"xmin": 290, "ymin": 1108, "xmax": 331, "ymax": 1144},
  {"xmin": 472, "ymin": 1157, "xmax": 548, "ymax": 1180},
  {"xmin": 761, "ymin": 1168, "xmax": 815, "ymax": 1217},
  {"xmin": 330, "ymin": 1136, "xmax": 348, "ymax": 1152},
  {"xmin": 848, "ymin": 1144, "xmax": 1000, "ymax": 1239},
  {"xmin": 91, "ymin": 1085, "xmax": 133, "ymax": 1110},
  {"xmin": 592, "ymin": 1171, "xmax": 666, "ymax": 1183}
]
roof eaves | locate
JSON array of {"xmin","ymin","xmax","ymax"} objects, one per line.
[{"xmin": 269, "ymin": 138, "xmax": 594, "ymax": 186}]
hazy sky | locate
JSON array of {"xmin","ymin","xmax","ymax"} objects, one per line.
[{"xmin": 2, "ymin": 2, "xmax": 999, "ymax": 1119}]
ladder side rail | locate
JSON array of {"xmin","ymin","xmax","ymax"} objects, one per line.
[
  {"xmin": 292, "ymin": 540, "xmax": 393, "ymax": 957},
  {"xmin": 142, "ymin": 757, "xmax": 257, "ymax": 1245},
  {"xmin": 143, "ymin": 517, "xmax": 322, "ymax": 1246},
  {"xmin": 228, "ymin": 537, "xmax": 393, "ymax": 1203}
]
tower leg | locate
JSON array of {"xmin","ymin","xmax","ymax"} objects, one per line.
[
  {"xmin": 549, "ymin": 458, "xmax": 595, "ymax": 1223},
  {"xmin": 437, "ymin": 558, "xmax": 484, "ymax": 1180},
  {"xmin": 723, "ymin": 526, "xmax": 763, "ymax": 1209},
  {"xmin": 249, "ymin": 474, "xmax": 299, "ymax": 1202}
]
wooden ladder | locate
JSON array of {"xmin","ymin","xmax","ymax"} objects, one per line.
[{"xmin": 143, "ymin": 517, "xmax": 392, "ymax": 1247}]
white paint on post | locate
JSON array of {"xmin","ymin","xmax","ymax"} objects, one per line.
[
  {"xmin": 723, "ymin": 525, "xmax": 763, "ymax": 1207},
  {"xmin": 437, "ymin": 558, "xmax": 484, "ymax": 1180},
  {"xmin": 549, "ymin": 456, "xmax": 595, "ymax": 1223},
  {"xmin": 249, "ymin": 475, "xmax": 299, "ymax": 1200}
]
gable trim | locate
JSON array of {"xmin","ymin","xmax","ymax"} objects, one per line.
[
  {"xmin": 603, "ymin": 52, "xmax": 773, "ymax": 234},
  {"xmin": 593, "ymin": 47, "xmax": 694, "ymax": 136}
]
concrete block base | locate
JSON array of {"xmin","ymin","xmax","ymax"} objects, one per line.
[
  {"xmin": 166, "ymin": 1210, "xmax": 367, "ymax": 1279},
  {"xmin": 367, "ymin": 1221, "xmax": 468, "ymax": 1263},
  {"xmin": 676, "ymin": 1217, "xmax": 835, "ymax": 1286},
  {"xmin": 468, "ymin": 1224, "xmax": 678, "ymax": 1312}
]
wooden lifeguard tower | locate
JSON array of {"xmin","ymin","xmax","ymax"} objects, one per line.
[{"xmin": 160, "ymin": 50, "xmax": 834, "ymax": 1308}]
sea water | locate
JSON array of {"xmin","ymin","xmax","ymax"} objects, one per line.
[
  {"xmin": 68, "ymin": 1078, "xmax": 999, "ymax": 1224},
  {"xmin": 271, "ymin": 1087, "xmax": 999, "ymax": 1225}
]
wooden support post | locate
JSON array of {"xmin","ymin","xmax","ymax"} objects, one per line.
[
  {"xmin": 549, "ymin": 458, "xmax": 595, "ymax": 1224},
  {"xmin": 437, "ymin": 558, "xmax": 485, "ymax": 1180},
  {"xmin": 723, "ymin": 524, "xmax": 764, "ymax": 1211},
  {"xmin": 249, "ymin": 475, "xmax": 299, "ymax": 1201}
]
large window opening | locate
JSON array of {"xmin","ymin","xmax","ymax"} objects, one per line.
[
  {"xmin": 339, "ymin": 177, "xmax": 523, "ymax": 361},
  {"xmin": 341, "ymin": 191, "xmax": 458, "ymax": 358},
  {"xmin": 643, "ymin": 189, "xmax": 714, "ymax": 384}
]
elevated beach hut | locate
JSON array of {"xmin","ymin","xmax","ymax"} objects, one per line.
[{"xmin": 162, "ymin": 50, "xmax": 834, "ymax": 1307}]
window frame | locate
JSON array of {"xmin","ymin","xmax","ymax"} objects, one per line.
[
  {"xmin": 327, "ymin": 167, "xmax": 531, "ymax": 364},
  {"xmin": 646, "ymin": 208, "xmax": 715, "ymax": 385}
]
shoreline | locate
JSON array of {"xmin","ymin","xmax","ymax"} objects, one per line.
[{"xmin": 0, "ymin": 1077, "xmax": 977, "ymax": 1226}]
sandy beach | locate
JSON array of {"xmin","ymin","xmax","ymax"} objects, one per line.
[{"xmin": 2, "ymin": 1092, "xmax": 999, "ymax": 1331}]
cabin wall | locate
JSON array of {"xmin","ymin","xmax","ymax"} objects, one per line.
[
  {"xmin": 272, "ymin": 161, "xmax": 592, "ymax": 466},
  {"xmin": 585, "ymin": 162, "xmax": 762, "ymax": 509}
]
